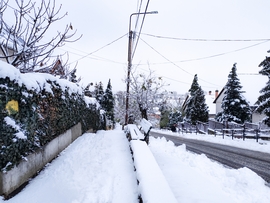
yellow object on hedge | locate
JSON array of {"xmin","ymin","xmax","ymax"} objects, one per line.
[{"xmin": 6, "ymin": 100, "xmax": 19, "ymax": 115}]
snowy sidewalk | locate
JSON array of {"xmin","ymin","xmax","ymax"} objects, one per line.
[{"xmin": 1, "ymin": 127, "xmax": 138, "ymax": 203}]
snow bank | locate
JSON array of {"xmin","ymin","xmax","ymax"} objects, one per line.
[
  {"xmin": 154, "ymin": 129, "xmax": 270, "ymax": 153},
  {"xmin": 130, "ymin": 140, "xmax": 177, "ymax": 203},
  {"xmin": 149, "ymin": 136, "xmax": 270, "ymax": 203}
]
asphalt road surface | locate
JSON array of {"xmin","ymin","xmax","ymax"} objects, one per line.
[{"xmin": 150, "ymin": 131, "xmax": 270, "ymax": 184}]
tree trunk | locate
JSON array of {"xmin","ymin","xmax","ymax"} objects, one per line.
[{"xmin": 139, "ymin": 104, "xmax": 148, "ymax": 120}]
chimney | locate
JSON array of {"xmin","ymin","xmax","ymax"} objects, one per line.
[{"xmin": 215, "ymin": 90, "xmax": 219, "ymax": 98}]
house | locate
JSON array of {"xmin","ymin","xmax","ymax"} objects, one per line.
[
  {"xmin": 205, "ymin": 90, "xmax": 219, "ymax": 119},
  {"xmin": 213, "ymin": 74, "xmax": 268, "ymax": 124}
]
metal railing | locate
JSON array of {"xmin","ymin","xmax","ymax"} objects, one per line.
[{"xmin": 176, "ymin": 119, "xmax": 270, "ymax": 142}]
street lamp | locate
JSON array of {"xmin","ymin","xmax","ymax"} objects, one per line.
[{"xmin": 125, "ymin": 11, "xmax": 158, "ymax": 125}]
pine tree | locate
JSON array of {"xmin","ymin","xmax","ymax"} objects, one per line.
[
  {"xmin": 94, "ymin": 82, "xmax": 104, "ymax": 106},
  {"xmin": 168, "ymin": 110, "xmax": 183, "ymax": 131},
  {"xmin": 256, "ymin": 53, "xmax": 270, "ymax": 126},
  {"xmin": 217, "ymin": 63, "xmax": 251, "ymax": 123},
  {"xmin": 103, "ymin": 79, "xmax": 115, "ymax": 127},
  {"xmin": 69, "ymin": 68, "xmax": 81, "ymax": 84},
  {"xmin": 159, "ymin": 103, "xmax": 170, "ymax": 129},
  {"xmin": 184, "ymin": 74, "xmax": 209, "ymax": 125}
]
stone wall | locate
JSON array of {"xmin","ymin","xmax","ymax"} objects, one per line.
[{"xmin": 0, "ymin": 123, "xmax": 82, "ymax": 197}]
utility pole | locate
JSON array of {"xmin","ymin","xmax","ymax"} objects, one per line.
[
  {"xmin": 125, "ymin": 28, "xmax": 133, "ymax": 125},
  {"xmin": 125, "ymin": 11, "xmax": 158, "ymax": 125}
]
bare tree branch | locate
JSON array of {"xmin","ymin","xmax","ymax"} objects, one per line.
[
  {"xmin": 129, "ymin": 65, "xmax": 167, "ymax": 120},
  {"xmin": 0, "ymin": 0, "xmax": 82, "ymax": 74}
]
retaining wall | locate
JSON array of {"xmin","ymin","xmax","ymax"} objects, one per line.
[{"xmin": 0, "ymin": 123, "xmax": 82, "ymax": 197}]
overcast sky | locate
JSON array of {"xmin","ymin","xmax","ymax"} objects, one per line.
[{"xmin": 52, "ymin": 0, "xmax": 270, "ymax": 94}]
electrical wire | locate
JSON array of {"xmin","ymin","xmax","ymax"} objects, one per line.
[
  {"xmin": 68, "ymin": 33, "xmax": 127, "ymax": 65},
  {"xmin": 141, "ymin": 33, "xmax": 270, "ymax": 42},
  {"xmin": 135, "ymin": 37, "xmax": 270, "ymax": 65},
  {"xmin": 139, "ymin": 37, "xmax": 222, "ymax": 87},
  {"xmin": 131, "ymin": 0, "xmax": 150, "ymax": 60},
  {"xmin": 134, "ymin": 0, "xmax": 143, "ymax": 32}
]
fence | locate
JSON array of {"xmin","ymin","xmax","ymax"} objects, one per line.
[{"xmin": 177, "ymin": 120, "xmax": 270, "ymax": 142}]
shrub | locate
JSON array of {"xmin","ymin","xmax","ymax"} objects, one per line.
[{"xmin": 0, "ymin": 67, "xmax": 104, "ymax": 171}]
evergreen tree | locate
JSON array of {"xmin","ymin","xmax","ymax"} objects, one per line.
[
  {"xmin": 217, "ymin": 63, "xmax": 251, "ymax": 123},
  {"xmin": 94, "ymin": 82, "xmax": 104, "ymax": 106},
  {"xmin": 103, "ymin": 79, "xmax": 115, "ymax": 127},
  {"xmin": 168, "ymin": 110, "xmax": 183, "ymax": 132},
  {"xmin": 169, "ymin": 110, "xmax": 183, "ymax": 126},
  {"xmin": 184, "ymin": 74, "xmax": 209, "ymax": 125},
  {"xmin": 256, "ymin": 53, "xmax": 270, "ymax": 126},
  {"xmin": 159, "ymin": 110, "xmax": 170, "ymax": 129},
  {"xmin": 69, "ymin": 69, "xmax": 78, "ymax": 83}
]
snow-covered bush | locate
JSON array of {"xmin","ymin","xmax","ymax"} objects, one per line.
[{"xmin": 0, "ymin": 62, "xmax": 104, "ymax": 171}]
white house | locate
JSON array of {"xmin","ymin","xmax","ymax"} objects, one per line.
[{"xmin": 213, "ymin": 74, "xmax": 268, "ymax": 124}]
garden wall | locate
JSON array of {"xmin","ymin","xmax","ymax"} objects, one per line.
[{"xmin": 0, "ymin": 122, "xmax": 82, "ymax": 197}]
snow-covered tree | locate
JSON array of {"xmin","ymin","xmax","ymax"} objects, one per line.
[
  {"xmin": 69, "ymin": 68, "xmax": 81, "ymax": 84},
  {"xmin": 0, "ymin": 0, "xmax": 81, "ymax": 73},
  {"xmin": 103, "ymin": 79, "xmax": 115, "ymax": 127},
  {"xmin": 114, "ymin": 91, "xmax": 140, "ymax": 124},
  {"xmin": 94, "ymin": 82, "xmax": 104, "ymax": 106},
  {"xmin": 129, "ymin": 67, "xmax": 166, "ymax": 120},
  {"xmin": 184, "ymin": 74, "xmax": 208, "ymax": 125},
  {"xmin": 216, "ymin": 63, "xmax": 251, "ymax": 124},
  {"xmin": 255, "ymin": 52, "xmax": 270, "ymax": 126},
  {"xmin": 169, "ymin": 110, "xmax": 183, "ymax": 126}
]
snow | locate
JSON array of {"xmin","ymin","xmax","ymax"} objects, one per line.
[
  {"xmin": 0, "ymin": 60, "xmax": 97, "ymax": 105},
  {"xmin": 4, "ymin": 117, "xmax": 27, "ymax": 140},
  {"xmin": 126, "ymin": 124, "xmax": 144, "ymax": 140},
  {"xmin": 131, "ymin": 140, "xmax": 177, "ymax": 203},
  {"xmin": 1, "ymin": 125, "xmax": 270, "ymax": 203},
  {"xmin": 0, "ymin": 61, "xmax": 81, "ymax": 96},
  {"xmin": 1, "ymin": 125, "xmax": 138, "ymax": 203}
]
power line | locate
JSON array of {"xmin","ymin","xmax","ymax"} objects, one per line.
[
  {"xmin": 57, "ymin": 46, "xmax": 125, "ymax": 65},
  {"xmin": 134, "ymin": 38, "xmax": 270, "ymax": 65},
  {"xmin": 68, "ymin": 33, "xmax": 127, "ymax": 65},
  {"xmin": 141, "ymin": 33, "xmax": 270, "ymax": 42},
  {"xmin": 134, "ymin": 0, "xmax": 143, "ymax": 32},
  {"xmin": 132, "ymin": 0, "xmax": 151, "ymax": 59},
  {"xmin": 136, "ymin": 66, "xmax": 220, "ymax": 89},
  {"xmin": 139, "ymin": 37, "xmax": 221, "ymax": 87}
]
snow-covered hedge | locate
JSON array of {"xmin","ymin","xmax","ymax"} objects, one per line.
[{"xmin": 0, "ymin": 61, "xmax": 105, "ymax": 171}]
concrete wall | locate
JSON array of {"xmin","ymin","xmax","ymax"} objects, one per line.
[{"xmin": 0, "ymin": 123, "xmax": 82, "ymax": 197}]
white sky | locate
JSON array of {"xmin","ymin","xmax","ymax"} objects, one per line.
[{"xmin": 46, "ymin": 0, "xmax": 270, "ymax": 93}]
